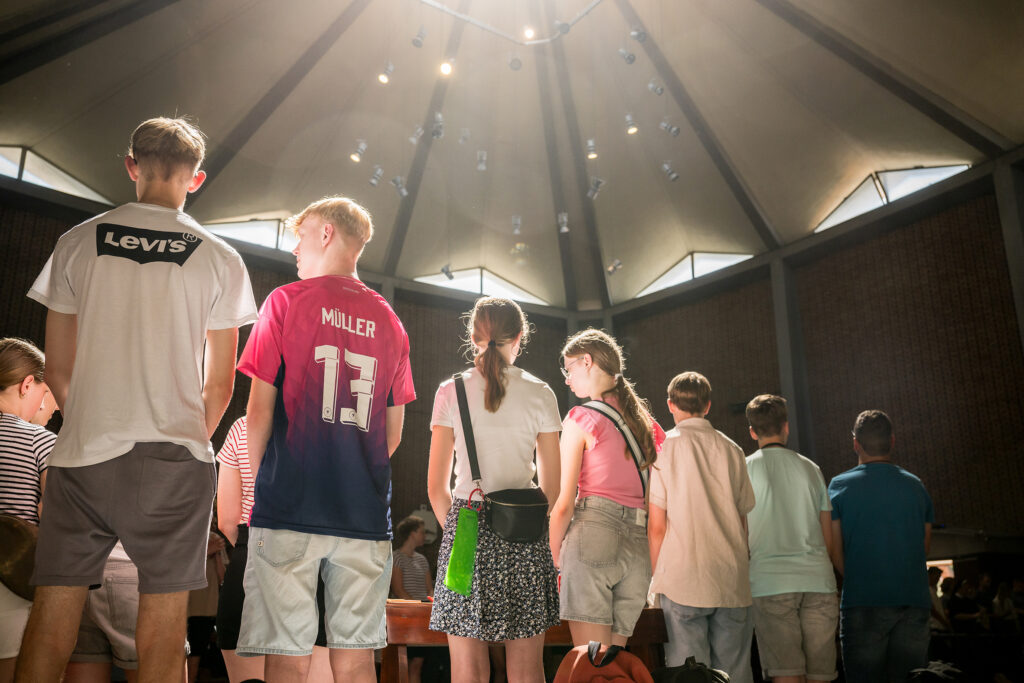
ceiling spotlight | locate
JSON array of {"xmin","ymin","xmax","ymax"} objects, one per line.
[
  {"xmin": 349, "ymin": 139, "xmax": 366, "ymax": 163},
  {"xmin": 412, "ymin": 26, "xmax": 426, "ymax": 48},
  {"xmin": 509, "ymin": 55, "xmax": 522, "ymax": 71},
  {"xmin": 586, "ymin": 139, "xmax": 598, "ymax": 160},
  {"xmin": 625, "ymin": 114, "xmax": 638, "ymax": 135},
  {"xmin": 440, "ymin": 59, "xmax": 453, "ymax": 76},
  {"xmin": 459, "ymin": 128, "xmax": 470, "ymax": 144},
  {"xmin": 477, "ymin": 150, "xmax": 487, "ymax": 171},
  {"xmin": 409, "ymin": 126, "xmax": 424, "ymax": 145},
  {"xmin": 523, "ymin": 26, "xmax": 535, "ymax": 39},
  {"xmin": 378, "ymin": 61, "xmax": 394, "ymax": 84},
  {"xmin": 554, "ymin": 20, "xmax": 571, "ymax": 34},
  {"xmin": 630, "ymin": 26, "xmax": 647, "ymax": 42},
  {"xmin": 587, "ymin": 176, "xmax": 605, "ymax": 199},
  {"xmin": 391, "ymin": 176, "xmax": 408, "ymax": 197},
  {"xmin": 606, "ymin": 258, "xmax": 623, "ymax": 274},
  {"xmin": 618, "ymin": 48, "xmax": 636, "ymax": 65},
  {"xmin": 432, "ymin": 111, "xmax": 444, "ymax": 139},
  {"xmin": 660, "ymin": 119, "xmax": 680, "ymax": 136},
  {"xmin": 512, "ymin": 215, "xmax": 522, "ymax": 236},
  {"xmin": 648, "ymin": 78, "xmax": 664, "ymax": 96},
  {"xmin": 441, "ymin": 263, "xmax": 453, "ymax": 280},
  {"xmin": 557, "ymin": 212, "xmax": 569, "ymax": 234},
  {"xmin": 369, "ymin": 165, "xmax": 384, "ymax": 186},
  {"xmin": 662, "ymin": 161, "xmax": 680, "ymax": 182}
]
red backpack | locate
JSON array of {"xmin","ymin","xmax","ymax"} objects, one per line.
[{"xmin": 554, "ymin": 642, "xmax": 655, "ymax": 683}]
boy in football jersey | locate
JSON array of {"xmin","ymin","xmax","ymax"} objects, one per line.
[
  {"xmin": 20, "ymin": 117, "xmax": 257, "ymax": 681},
  {"xmin": 236, "ymin": 196, "xmax": 415, "ymax": 682}
]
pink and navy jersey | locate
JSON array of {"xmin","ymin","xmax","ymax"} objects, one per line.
[{"xmin": 238, "ymin": 275, "xmax": 415, "ymax": 540}]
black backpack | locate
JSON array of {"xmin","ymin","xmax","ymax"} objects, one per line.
[{"xmin": 652, "ymin": 656, "xmax": 730, "ymax": 683}]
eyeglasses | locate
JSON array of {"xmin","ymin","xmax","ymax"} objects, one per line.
[{"xmin": 560, "ymin": 357, "xmax": 583, "ymax": 379}]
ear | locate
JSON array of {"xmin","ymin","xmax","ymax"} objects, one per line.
[
  {"xmin": 749, "ymin": 426, "xmax": 758, "ymax": 442},
  {"xmin": 19, "ymin": 375, "xmax": 33, "ymax": 397},
  {"xmin": 703, "ymin": 401, "xmax": 711, "ymax": 417},
  {"xmin": 187, "ymin": 169, "xmax": 207, "ymax": 193},
  {"xmin": 666, "ymin": 398, "xmax": 677, "ymax": 415},
  {"xmin": 125, "ymin": 156, "xmax": 140, "ymax": 181},
  {"xmin": 321, "ymin": 222, "xmax": 335, "ymax": 246}
]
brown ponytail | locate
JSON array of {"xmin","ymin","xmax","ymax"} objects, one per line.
[
  {"xmin": 465, "ymin": 297, "xmax": 530, "ymax": 412},
  {"xmin": 561, "ymin": 329, "xmax": 658, "ymax": 468}
]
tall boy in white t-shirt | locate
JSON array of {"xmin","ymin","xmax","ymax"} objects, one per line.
[{"xmin": 648, "ymin": 372, "xmax": 755, "ymax": 683}]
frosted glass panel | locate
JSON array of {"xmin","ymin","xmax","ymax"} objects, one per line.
[
  {"xmin": 481, "ymin": 270, "xmax": 547, "ymax": 306},
  {"xmin": 23, "ymin": 151, "xmax": 110, "ymax": 204},
  {"xmin": 692, "ymin": 252, "xmax": 753, "ymax": 278},
  {"xmin": 415, "ymin": 268, "xmax": 547, "ymax": 305},
  {"xmin": 207, "ymin": 220, "xmax": 280, "ymax": 249},
  {"xmin": 879, "ymin": 165, "xmax": 968, "ymax": 202},
  {"xmin": 0, "ymin": 147, "xmax": 21, "ymax": 178},
  {"xmin": 416, "ymin": 268, "xmax": 484, "ymax": 294},
  {"xmin": 637, "ymin": 255, "xmax": 693, "ymax": 298},
  {"xmin": 815, "ymin": 177, "xmax": 884, "ymax": 232}
]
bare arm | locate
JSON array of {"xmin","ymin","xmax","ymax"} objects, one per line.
[
  {"xmin": 390, "ymin": 565, "xmax": 412, "ymax": 599},
  {"xmin": 246, "ymin": 377, "xmax": 277, "ymax": 477},
  {"xmin": 648, "ymin": 503, "xmax": 668, "ymax": 571},
  {"xmin": 386, "ymin": 405, "xmax": 405, "ymax": 457},
  {"xmin": 830, "ymin": 519, "xmax": 844, "ymax": 575},
  {"xmin": 427, "ymin": 425, "xmax": 456, "ymax": 527},
  {"xmin": 43, "ymin": 311, "xmax": 77, "ymax": 410},
  {"xmin": 549, "ymin": 420, "xmax": 587, "ymax": 568},
  {"xmin": 203, "ymin": 328, "xmax": 238, "ymax": 438},
  {"xmin": 37, "ymin": 470, "xmax": 48, "ymax": 520},
  {"xmin": 535, "ymin": 431, "xmax": 560, "ymax": 510},
  {"xmin": 217, "ymin": 465, "xmax": 243, "ymax": 546},
  {"xmin": 924, "ymin": 522, "xmax": 932, "ymax": 555},
  {"xmin": 425, "ymin": 564, "xmax": 434, "ymax": 598}
]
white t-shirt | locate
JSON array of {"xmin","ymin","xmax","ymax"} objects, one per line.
[
  {"xmin": 28, "ymin": 202, "xmax": 258, "ymax": 467},
  {"xmin": 430, "ymin": 367, "xmax": 561, "ymax": 500}
]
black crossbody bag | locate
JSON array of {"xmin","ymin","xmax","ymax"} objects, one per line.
[
  {"xmin": 454, "ymin": 374, "xmax": 549, "ymax": 543},
  {"xmin": 579, "ymin": 400, "xmax": 648, "ymax": 500}
]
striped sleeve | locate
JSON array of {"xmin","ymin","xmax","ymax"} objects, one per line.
[{"xmin": 216, "ymin": 417, "xmax": 245, "ymax": 469}]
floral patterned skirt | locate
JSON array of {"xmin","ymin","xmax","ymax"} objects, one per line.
[{"xmin": 429, "ymin": 498, "xmax": 560, "ymax": 641}]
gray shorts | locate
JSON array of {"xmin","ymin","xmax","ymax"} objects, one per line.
[
  {"xmin": 558, "ymin": 496, "xmax": 651, "ymax": 637},
  {"xmin": 69, "ymin": 553, "xmax": 140, "ymax": 670},
  {"xmin": 33, "ymin": 442, "xmax": 216, "ymax": 593},
  {"xmin": 752, "ymin": 591, "xmax": 839, "ymax": 680}
]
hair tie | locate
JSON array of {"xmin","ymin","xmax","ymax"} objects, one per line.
[
  {"xmin": 614, "ymin": 373, "xmax": 623, "ymax": 383},
  {"xmin": 487, "ymin": 340, "xmax": 497, "ymax": 348}
]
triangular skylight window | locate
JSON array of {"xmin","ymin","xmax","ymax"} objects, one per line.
[
  {"xmin": 1, "ymin": 146, "xmax": 111, "ymax": 205},
  {"xmin": 815, "ymin": 165, "xmax": 969, "ymax": 233},
  {"xmin": 207, "ymin": 219, "xmax": 284, "ymax": 250},
  {"xmin": 415, "ymin": 267, "xmax": 547, "ymax": 306},
  {"xmin": 637, "ymin": 252, "xmax": 752, "ymax": 298}
]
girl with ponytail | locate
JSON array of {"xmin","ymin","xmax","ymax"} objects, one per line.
[
  {"xmin": 550, "ymin": 328, "xmax": 665, "ymax": 647},
  {"xmin": 427, "ymin": 297, "xmax": 561, "ymax": 682}
]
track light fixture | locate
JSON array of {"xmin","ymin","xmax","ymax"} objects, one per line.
[
  {"xmin": 369, "ymin": 165, "xmax": 384, "ymax": 186},
  {"xmin": 662, "ymin": 162, "xmax": 679, "ymax": 182},
  {"xmin": 441, "ymin": 263, "xmax": 453, "ymax": 280},
  {"xmin": 630, "ymin": 26, "xmax": 647, "ymax": 42},
  {"xmin": 391, "ymin": 176, "xmax": 408, "ymax": 197},
  {"xmin": 509, "ymin": 55, "xmax": 523, "ymax": 71},
  {"xmin": 586, "ymin": 139, "xmax": 598, "ymax": 160},
  {"xmin": 606, "ymin": 258, "xmax": 623, "ymax": 274},
  {"xmin": 558, "ymin": 212, "xmax": 569, "ymax": 234},
  {"xmin": 554, "ymin": 20, "xmax": 571, "ymax": 34},
  {"xmin": 459, "ymin": 128, "xmax": 470, "ymax": 144},
  {"xmin": 432, "ymin": 111, "xmax": 444, "ymax": 139},
  {"xmin": 660, "ymin": 119, "xmax": 680, "ymax": 136},
  {"xmin": 477, "ymin": 150, "xmax": 487, "ymax": 171},
  {"xmin": 349, "ymin": 140, "xmax": 366, "ymax": 163},
  {"xmin": 409, "ymin": 126, "xmax": 424, "ymax": 145},
  {"xmin": 625, "ymin": 114, "xmax": 638, "ymax": 135},
  {"xmin": 378, "ymin": 62, "xmax": 394, "ymax": 84},
  {"xmin": 648, "ymin": 78, "xmax": 664, "ymax": 96},
  {"xmin": 512, "ymin": 215, "xmax": 522, "ymax": 236},
  {"xmin": 587, "ymin": 176, "xmax": 605, "ymax": 199},
  {"xmin": 412, "ymin": 26, "xmax": 426, "ymax": 48},
  {"xmin": 618, "ymin": 48, "xmax": 636, "ymax": 65}
]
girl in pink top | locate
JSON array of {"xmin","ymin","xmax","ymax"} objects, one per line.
[{"xmin": 550, "ymin": 329, "xmax": 665, "ymax": 647}]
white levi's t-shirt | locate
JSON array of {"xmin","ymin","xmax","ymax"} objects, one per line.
[
  {"xmin": 28, "ymin": 202, "xmax": 258, "ymax": 467},
  {"xmin": 431, "ymin": 367, "xmax": 562, "ymax": 500}
]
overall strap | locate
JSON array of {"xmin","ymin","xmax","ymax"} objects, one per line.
[
  {"xmin": 453, "ymin": 374, "xmax": 482, "ymax": 483},
  {"xmin": 579, "ymin": 400, "xmax": 648, "ymax": 498}
]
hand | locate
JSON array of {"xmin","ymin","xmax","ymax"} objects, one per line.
[{"xmin": 207, "ymin": 533, "xmax": 226, "ymax": 556}]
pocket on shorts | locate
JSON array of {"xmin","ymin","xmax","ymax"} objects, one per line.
[
  {"xmin": 106, "ymin": 577, "xmax": 140, "ymax": 633},
  {"xmin": 253, "ymin": 528, "xmax": 310, "ymax": 567},
  {"xmin": 574, "ymin": 521, "xmax": 620, "ymax": 569},
  {"xmin": 757, "ymin": 592, "xmax": 799, "ymax": 618},
  {"xmin": 137, "ymin": 454, "xmax": 204, "ymax": 517},
  {"xmin": 372, "ymin": 540, "xmax": 391, "ymax": 568}
]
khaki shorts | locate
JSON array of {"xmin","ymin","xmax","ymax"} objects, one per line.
[
  {"xmin": 752, "ymin": 591, "xmax": 839, "ymax": 681},
  {"xmin": 69, "ymin": 554, "xmax": 140, "ymax": 670},
  {"xmin": 34, "ymin": 442, "xmax": 216, "ymax": 593}
]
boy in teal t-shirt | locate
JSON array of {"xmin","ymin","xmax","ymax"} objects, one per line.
[{"xmin": 745, "ymin": 395, "xmax": 839, "ymax": 683}]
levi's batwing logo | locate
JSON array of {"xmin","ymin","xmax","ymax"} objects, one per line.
[{"xmin": 95, "ymin": 223, "xmax": 202, "ymax": 265}]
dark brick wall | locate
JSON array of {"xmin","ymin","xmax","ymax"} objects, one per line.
[{"xmin": 795, "ymin": 193, "xmax": 1024, "ymax": 534}]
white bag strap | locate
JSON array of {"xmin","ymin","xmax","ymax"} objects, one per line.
[{"xmin": 580, "ymin": 400, "xmax": 648, "ymax": 498}]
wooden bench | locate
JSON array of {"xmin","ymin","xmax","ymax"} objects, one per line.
[{"xmin": 381, "ymin": 600, "xmax": 668, "ymax": 683}]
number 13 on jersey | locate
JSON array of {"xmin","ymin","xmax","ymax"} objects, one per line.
[{"xmin": 314, "ymin": 344, "xmax": 378, "ymax": 431}]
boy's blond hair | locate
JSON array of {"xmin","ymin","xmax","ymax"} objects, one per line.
[
  {"xmin": 127, "ymin": 117, "xmax": 205, "ymax": 180},
  {"xmin": 286, "ymin": 196, "xmax": 373, "ymax": 247}
]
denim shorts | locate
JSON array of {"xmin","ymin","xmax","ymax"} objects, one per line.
[
  {"xmin": 558, "ymin": 495, "xmax": 651, "ymax": 637},
  {"xmin": 237, "ymin": 527, "xmax": 392, "ymax": 655},
  {"xmin": 752, "ymin": 591, "xmax": 838, "ymax": 680},
  {"xmin": 69, "ymin": 552, "xmax": 140, "ymax": 669}
]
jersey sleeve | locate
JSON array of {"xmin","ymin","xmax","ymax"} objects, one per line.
[
  {"xmin": 237, "ymin": 288, "xmax": 287, "ymax": 385},
  {"xmin": 537, "ymin": 383, "xmax": 562, "ymax": 433},
  {"xmin": 387, "ymin": 330, "xmax": 416, "ymax": 407},
  {"xmin": 209, "ymin": 249, "xmax": 258, "ymax": 330},
  {"xmin": 430, "ymin": 380, "xmax": 455, "ymax": 429},
  {"xmin": 27, "ymin": 241, "xmax": 78, "ymax": 314},
  {"xmin": 216, "ymin": 417, "xmax": 245, "ymax": 469}
]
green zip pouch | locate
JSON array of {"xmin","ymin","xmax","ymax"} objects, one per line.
[{"xmin": 444, "ymin": 505, "xmax": 479, "ymax": 596}]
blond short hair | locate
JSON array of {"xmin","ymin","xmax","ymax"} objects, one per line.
[
  {"xmin": 286, "ymin": 196, "xmax": 373, "ymax": 247},
  {"xmin": 128, "ymin": 117, "xmax": 205, "ymax": 180}
]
